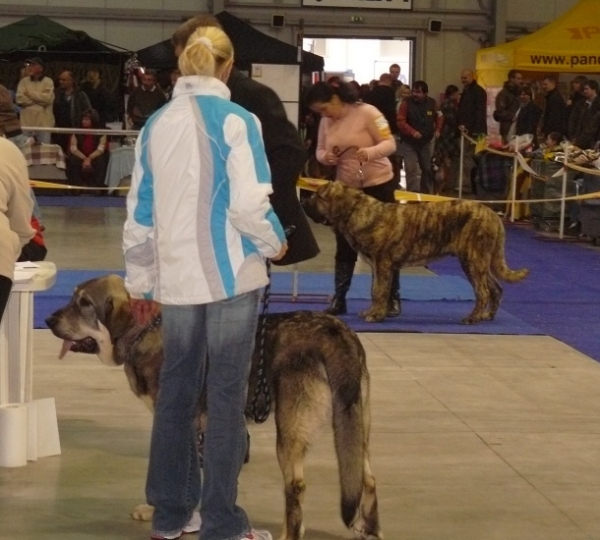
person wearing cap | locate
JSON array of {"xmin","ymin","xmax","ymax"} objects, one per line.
[{"xmin": 16, "ymin": 57, "xmax": 55, "ymax": 144}]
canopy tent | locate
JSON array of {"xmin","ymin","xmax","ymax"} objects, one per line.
[
  {"xmin": 137, "ymin": 11, "xmax": 324, "ymax": 74},
  {"xmin": 0, "ymin": 15, "xmax": 129, "ymax": 93},
  {"xmin": 476, "ymin": 0, "xmax": 600, "ymax": 88},
  {"xmin": 0, "ymin": 15, "xmax": 127, "ymax": 64}
]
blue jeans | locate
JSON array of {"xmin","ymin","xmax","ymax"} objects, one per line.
[
  {"xmin": 147, "ymin": 290, "xmax": 260, "ymax": 540},
  {"xmin": 400, "ymin": 140, "xmax": 434, "ymax": 194}
]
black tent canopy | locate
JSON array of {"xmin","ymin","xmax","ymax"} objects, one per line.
[
  {"xmin": 0, "ymin": 15, "xmax": 128, "ymax": 95},
  {"xmin": 136, "ymin": 11, "xmax": 324, "ymax": 73},
  {"xmin": 0, "ymin": 15, "xmax": 128, "ymax": 65}
]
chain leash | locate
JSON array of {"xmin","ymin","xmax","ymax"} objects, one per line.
[{"xmin": 247, "ymin": 225, "xmax": 295, "ymax": 423}]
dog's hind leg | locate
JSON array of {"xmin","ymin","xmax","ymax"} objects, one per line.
[
  {"xmin": 275, "ymin": 377, "xmax": 329, "ymax": 540},
  {"xmin": 351, "ymin": 377, "xmax": 383, "ymax": 540},
  {"xmin": 458, "ymin": 257, "xmax": 492, "ymax": 324},
  {"xmin": 486, "ymin": 273, "xmax": 503, "ymax": 320}
]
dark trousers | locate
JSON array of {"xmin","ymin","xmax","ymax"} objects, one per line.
[
  {"xmin": 66, "ymin": 154, "xmax": 109, "ymax": 192},
  {"xmin": 0, "ymin": 275, "xmax": 13, "ymax": 326}
]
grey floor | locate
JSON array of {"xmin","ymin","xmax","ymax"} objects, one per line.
[{"xmin": 2, "ymin": 204, "xmax": 600, "ymax": 540}]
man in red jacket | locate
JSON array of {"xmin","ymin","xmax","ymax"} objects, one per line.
[{"xmin": 396, "ymin": 80, "xmax": 443, "ymax": 194}]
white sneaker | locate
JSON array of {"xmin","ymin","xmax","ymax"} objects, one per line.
[
  {"xmin": 150, "ymin": 511, "xmax": 201, "ymax": 540},
  {"xmin": 182, "ymin": 511, "xmax": 201, "ymax": 534},
  {"xmin": 244, "ymin": 530, "xmax": 273, "ymax": 540}
]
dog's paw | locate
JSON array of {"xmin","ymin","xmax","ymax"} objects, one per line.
[
  {"xmin": 131, "ymin": 503, "xmax": 154, "ymax": 521},
  {"xmin": 359, "ymin": 309, "xmax": 386, "ymax": 323},
  {"xmin": 278, "ymin": 524, "xmax": 305, "ymax": 540},
  {"xmin": 461, "ymin": 315, "xmax": 483, "ymax": 325},
  {"xmin": 353, "ymin": 520, "xmax": 384, "ymax": 539}
]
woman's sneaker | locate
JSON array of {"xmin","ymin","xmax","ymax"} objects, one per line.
[
  {"xmin": 244, "ymin": 530, "xmax": 273, "ymax": 540},
  {"xmin": 150, "ymin": 511, "xmax": 201, "ymax": 540}
]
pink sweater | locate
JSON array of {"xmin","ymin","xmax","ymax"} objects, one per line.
[{"xmin": 316, "ymin": 102, "xmax": 395, "ymax": 188}]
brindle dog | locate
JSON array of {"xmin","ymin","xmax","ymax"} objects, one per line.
[
  {"xmin": 45, "ymin": 275, "xmax": 382, "ymax": 540},
  {"xmin": 303, "ymin": 181, "xmax": 529, "ymax": 324}
]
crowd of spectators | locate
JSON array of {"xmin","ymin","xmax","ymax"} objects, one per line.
[
  {"xmin": 0, "ymin": 58, "xmax": 184, "ymax": 192},
  {"xmin": 301, "ymin": 65, "xmax": 600, "ymax": 196},
  {"xmin": 3, "ymin": 56, "xmax": 600, "ymax": 199}
]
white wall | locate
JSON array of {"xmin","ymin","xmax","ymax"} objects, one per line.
[{"xmin": 0, "ymin": 0, "xmax": 583, "ymax": 97}]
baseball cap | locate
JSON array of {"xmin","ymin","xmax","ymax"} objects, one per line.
[{"xmin": 25, "ymin": 57, "xmax": 45, "ymax": 68}]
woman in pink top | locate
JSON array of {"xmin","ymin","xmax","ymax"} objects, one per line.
[{"xmin": 305, "ymin": 81, "xmax": 399, "ymax": 317}]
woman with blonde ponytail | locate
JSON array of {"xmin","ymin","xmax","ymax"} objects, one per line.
[{"xmin": 123, "ymin": 24, "xmax": 286, "ymax": 540}]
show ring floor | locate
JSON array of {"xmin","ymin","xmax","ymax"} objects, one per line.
[{"xmin": 1, "ymin": 330, "xmax": 600, "ymax": 540}]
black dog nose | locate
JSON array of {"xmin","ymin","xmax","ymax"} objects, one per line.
[{"xmin": 45, "ymin": 314, "xmax": 58, "ymax": 329}]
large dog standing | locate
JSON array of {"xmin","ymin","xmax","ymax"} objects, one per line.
[
  {"xmin": 303, "ymin": 181, "xmax": 529, "ymax": 324},
  {"xmin": 45, "ymin": 275, "xmax": 382, "ymax": 540}
]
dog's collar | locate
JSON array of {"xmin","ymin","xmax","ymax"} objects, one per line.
[
  {"xmin": 114, "ymin": 314, "xmax": 162, "ymax": 353},
  {"xmin": 129, "ymin": 315, "xmax": 162, "ymax": 348}
]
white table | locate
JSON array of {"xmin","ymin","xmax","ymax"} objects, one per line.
[
  {"xmin": 105, "ymin": 145, "xmax": 135, "ymax": 194},
  {"xmin": 0, "ymin": 262, "xmax": 57, "ymax": 405},
  {"xmin": 0, "ymin": 262, "xmax": 60, "ymax": 464}
]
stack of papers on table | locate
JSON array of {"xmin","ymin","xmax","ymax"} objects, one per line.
[{"xmin": 14, "ymin": 262, "xmax": 40, "ymax": 283}]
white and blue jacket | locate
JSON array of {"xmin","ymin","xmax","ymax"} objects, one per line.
[{"xmin": 123, "ymin": 75, "xmax": 285, "ymax": 305}]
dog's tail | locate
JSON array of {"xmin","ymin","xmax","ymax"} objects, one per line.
[
  {"xmin": 325, "ymin": 336, "xmax": 367, "ymax": 527},
  {"xmin": 491, "ymin": 231, "xmax": 530, "ymax": 283}
]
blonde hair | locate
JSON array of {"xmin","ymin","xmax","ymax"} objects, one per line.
[{"xmin": 178, "ymin": 26, "xmax": 233, "ymax": 78}]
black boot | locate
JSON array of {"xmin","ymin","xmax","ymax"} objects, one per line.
[
  {"xmin": 325, "ymin": 295, "xmax": 347, "ymax": 315},
  {"xmin": 387, "ymin": 270, "xmax": 401, "ymax": 317},
  {"xmin": 325, "ymin": 260, "xmax": 355, "ymax": 316}
]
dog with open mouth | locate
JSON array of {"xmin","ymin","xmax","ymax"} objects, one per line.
[{"xmin": 45, "ymin": 274, "xmax": 383, "ymax": 540}]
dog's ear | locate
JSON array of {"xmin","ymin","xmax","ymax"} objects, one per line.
[{"xmin": 104, "ymin": 293, "xmax": 134, "ymax": 341}]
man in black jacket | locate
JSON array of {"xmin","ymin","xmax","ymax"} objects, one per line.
[
  {"xmin": 541, "ymin": 76, "xmax": 567, "ymax": 138},
  {"xmin": 172, "ymin": 15, "xmax": 319, "ymax": 267},
  {"xmin": 52, "ymin": 71, "xmax": 92, "ymax": 153},
  {"xmin": 495, "ymin": 69, "xmax": 523, "ymax": 143},
  {"xmin": 456, "ymin": 69, "xmax": 488, "ymax": 193}
]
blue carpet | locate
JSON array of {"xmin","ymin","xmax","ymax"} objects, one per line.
[
  {"xmin": 34, "ymin": 269, "xmax": 533, "ymax": 336},
  {"xmin": 429, "ymin": 224, "xmax": 600, "ymax": 362},
  {"xmin": 268, "ymin": 299, "xmax": 540, "ymax": 335},
  {"xmin": 269, "ymin": 271, "xmax": 475, "ymax": 301}
]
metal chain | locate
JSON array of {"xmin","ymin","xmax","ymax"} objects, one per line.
[
  {"xmin": 247, "ymin": 225, "xmax": 296, "ymax": 423},
  {"xmin": 247, "ymin": 259, "xmax": 272, "ymax": 424},
  {"xmin": 129, "ymin": 314, "xmax": 162, "ymax": 350}
]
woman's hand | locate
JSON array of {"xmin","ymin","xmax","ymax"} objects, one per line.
[
  {"xmin": 82, "ymin": 158, "xmax": 92, "ymax": 170},
  {"xmin": 324, "ymin": 151, "xmax": 339, "ymax": 165},
  {"xmin": 355, "ymin": 148, "xmax": 369, "ymax": 162},
  {"xmin": 271, "ymin": 242, "xmax": 288, "ymax": 262}
]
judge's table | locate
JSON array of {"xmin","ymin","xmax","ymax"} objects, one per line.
[{"xmin": 0, "ymin": 262, "xmax": 59, "ymax": 467}]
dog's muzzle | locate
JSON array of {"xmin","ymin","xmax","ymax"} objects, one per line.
[
  {"xmin": 45, "ymin": 314, "xmax": 100, "ymax": 357},
  {"xmin": 301, "ymin": 196, "xmax": 331, "ymax": 226}
]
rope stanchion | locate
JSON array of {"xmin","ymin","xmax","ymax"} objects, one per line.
[
  {"xmin": 298, "ymin": 177, "xmax": 600, "ymax": 206},
  {"xmin": 559, "ymin": 144, "xmax": 570, "ymax": 239},
  {"xmin": 21, "ymin": 126, "xmax": 139, "ymax": 137},
  {"xmin": 30, "ymin": 180, "xmax": 130, "ymax": 192},
  {"xmin": 32, "ymin": 174, "xmax": 600, "ymax": 205}
]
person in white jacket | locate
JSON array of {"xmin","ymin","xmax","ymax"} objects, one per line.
[
  {"xmin": 0, "ymin": 138, "xmax": 35, "ymax": 325},
  {"xmin": 122, "ymin": 25, "xmax": 286, "ymax": 540}
]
